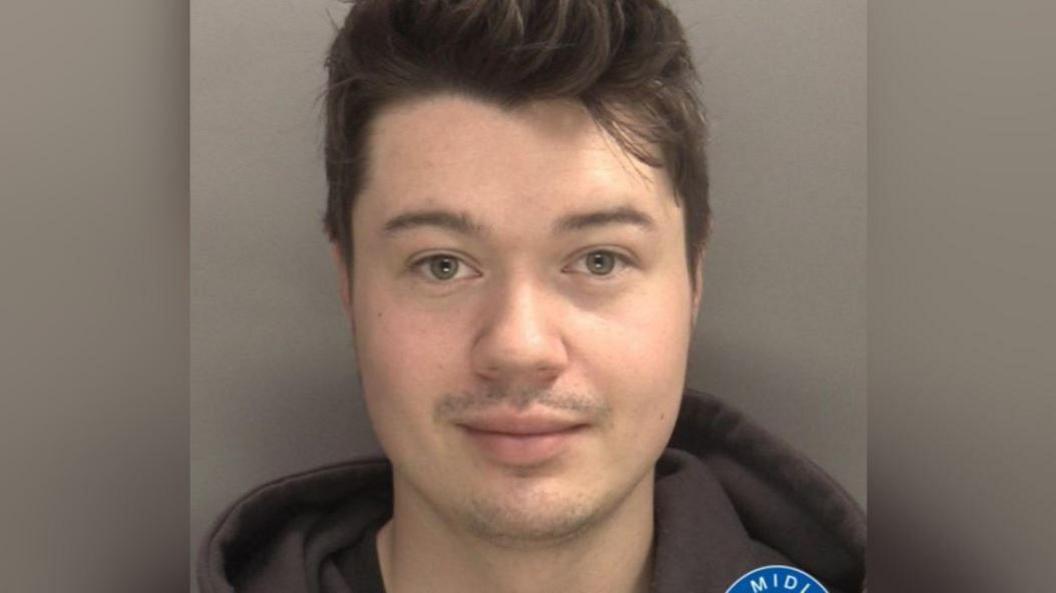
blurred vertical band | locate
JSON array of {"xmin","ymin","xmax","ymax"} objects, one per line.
[
  {"xmin": 0, "ymin": 1, "xmax": 189, "ymax": 592},
  {"xmin": 870, "ymin": 0, "xmax": 1055, "ymax": 590}
]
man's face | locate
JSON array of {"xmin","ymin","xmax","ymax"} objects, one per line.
[{"xmin": 336, "ymin": 94, "xmax": 702, "ymax": 546}]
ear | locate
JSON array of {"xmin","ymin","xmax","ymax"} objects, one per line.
[
  {"xmin": 330, "ymin": 242, "xmax": 353, "ymax": 318},
  {"xmin": 690, "ymin": 248, "xmax": 706, "ymax": 329}
]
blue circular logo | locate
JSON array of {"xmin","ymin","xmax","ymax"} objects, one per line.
[{"xmin": 725, "ymin": 565, "xmax": 828, "ymax": 593}]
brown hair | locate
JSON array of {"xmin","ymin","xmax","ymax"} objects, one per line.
[{"xmin": 323, "ymin": 0, "xmax": 710, "ymax": 287}]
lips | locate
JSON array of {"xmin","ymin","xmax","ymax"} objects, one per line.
[
  {"xmin": 459, "ymin": 412, "xmax": 585, "ymax": 435},
  {"xmin": 458, "ymin": 411, "xmax": 588, "ymax": 466}
]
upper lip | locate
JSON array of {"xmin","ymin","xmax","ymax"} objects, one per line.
[{"xmin": 458, "ymin": 411, "xmax": 587, "ymax": 435}]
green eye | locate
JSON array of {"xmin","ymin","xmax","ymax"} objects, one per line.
[
  {"xmin": 585, "ymin": 251, "xmax": 617, "ymax": 275},
  {"xmin": 411, "ymin": 254, "xmax": 476, "ymax": 282},
  {"xmin": 562, "ymin": 249, "xmax": 632, "ymax": 278},
  {"xmin": 426, "ymin": 255, "xmax": 461, "ymax": 280}
]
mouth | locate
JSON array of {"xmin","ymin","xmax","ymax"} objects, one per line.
[{"xmin": 457, "ymin": 413, "xmax": 589, "ymax": 466}]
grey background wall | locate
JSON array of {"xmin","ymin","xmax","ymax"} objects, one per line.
[{"xmin": 191, "ymin": 0, "xmax": 866, "ymax": 567}]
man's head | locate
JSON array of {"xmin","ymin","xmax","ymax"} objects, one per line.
[{"xmin": 323, "ymin": 0, "xmax": 710, "ymax": 547}]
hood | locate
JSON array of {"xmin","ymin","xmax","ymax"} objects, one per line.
[{"xmin": 198, "ymin": 389, "xmax": 865, "ymax": 593}]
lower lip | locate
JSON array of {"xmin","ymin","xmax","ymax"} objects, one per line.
[{"xmin": 462, "ymin": 426, "xmax": 586, "ymax": 466}]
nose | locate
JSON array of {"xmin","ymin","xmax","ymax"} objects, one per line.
[{"xmin": 471, "ymin": 277, "xmax": 569, "ymax": 387}]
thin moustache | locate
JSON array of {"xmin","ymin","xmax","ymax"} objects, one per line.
[{"xmin": 457, "ymin": 410, "xmax": 588, "ymax": 435}]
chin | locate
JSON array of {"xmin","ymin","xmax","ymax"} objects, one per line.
[
  {"xmin": 456, "ymin": 492, "xmax": 604, "ymax": 548},
  {"xmin": 446, "ymin": 471, "xmax": 636, "ymax": 548}
]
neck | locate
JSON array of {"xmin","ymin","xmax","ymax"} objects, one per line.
[{"xmin": 376, "ymin": 470, "xmax": 656, "ymax": 593}]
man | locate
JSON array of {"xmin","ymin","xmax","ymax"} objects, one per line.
[{"xmin": 198, "ymin": 1, "xmax": 865, "ymax": 592}]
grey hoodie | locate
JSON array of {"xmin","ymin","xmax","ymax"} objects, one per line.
[{"xmin": 198, "ymin": 389, "xmax": 865, "ymax": 592}]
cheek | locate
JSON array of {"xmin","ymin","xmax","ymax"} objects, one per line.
[
  {"xmin": 585, "ymin": 281, "xmax": 693, "ymax": 377},
  {"xmin": 351, "ymin": 295, "xmax": 470, "ymax": 462},
  {"xmin": 579, "ymin": 281, "xmax": 691, "ymax": 441},
  {"xmin": 352, "ymin": 288, "xmax": 469, "ymax": 406}
]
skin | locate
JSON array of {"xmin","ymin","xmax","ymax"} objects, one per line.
[{"xmin": 332, "ymin": 94, "xmax": 703, "ymax": 593}]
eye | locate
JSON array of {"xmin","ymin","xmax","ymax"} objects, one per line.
[
  {"xmin": 410, "ymin": 254, "xmax": 478, "ymax": 282},
  {"xmin": 567, "ymin": 249, "xmax": 632, "ymax": 277}
]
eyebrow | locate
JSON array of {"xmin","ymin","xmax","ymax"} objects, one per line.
[
  {"xmin": 381, "ymin": 205, "xmax": 657, "ymax": 238},
  {"xmin": 552, "ymin": 205, "xmax": 658, "ymax": 234}
]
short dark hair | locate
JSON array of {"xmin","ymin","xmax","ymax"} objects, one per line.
[{"xmin": 323, "ymin": 0, "xmax": 710, "ymax": 288}]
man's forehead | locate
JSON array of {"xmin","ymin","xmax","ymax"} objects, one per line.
[
  {"xmin": 359, "ymin": 95, "xmax": 680, "ymax": 231},
  {"xmin": 360, "ymin": 183, "xmax": 680, "ymax": 244},
  {"xmin": 367, "ymin": 96, "xmax": 660, "ymax": 183}
]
